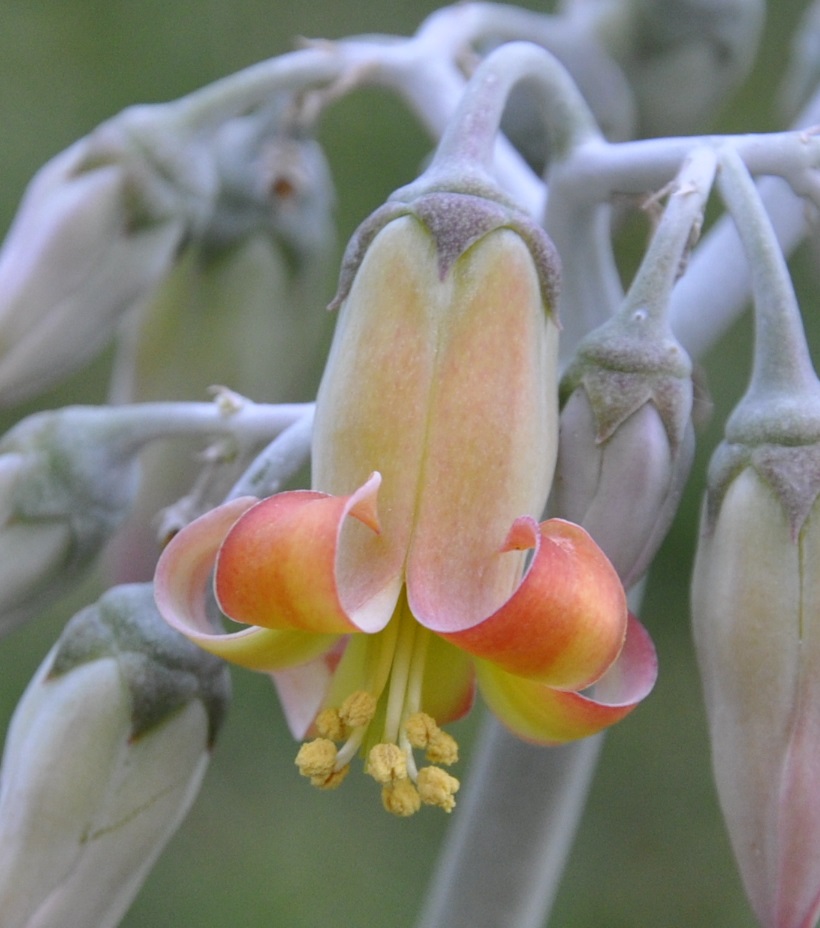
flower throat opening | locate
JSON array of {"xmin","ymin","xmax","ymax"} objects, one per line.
[{"xmin": 294, "ymin": 590, "xmax": 460, "ymax": 815}]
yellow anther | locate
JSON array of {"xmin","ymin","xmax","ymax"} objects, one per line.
[
  {"xmin": 339, "ymin": 690, "xmax": 377, "ymax": 729},
  {"xmin": 314, "ymin": 708, "xmax": 346, "ymax": 741},
  {"xmin": 311, "ymin": 765, "xmax": 350, "ymax": 790},
  {"xmin": 295, "ymin": 738, "xmax": 338, "ymax": 779},
  {"xmin": 404, "ymin": 712, "xmax": 459, "ymax": 765},
  {"xmin": 404, "ymin": 712, "xmax": 437, "ymax": 749},
  {"xmin": 381, "ymin": 778, "xmax": 421, "ymax": 817},
  {"xmin": 427, "ymin": 728, "xmax": 459, "ymax": 766},
  {"xmin": 366, "ymin": 743, "xmax": 407, "ymax": 785},
  {"xmin": 417, "ymin": 766, "xmax": 460, "ymax": 813}
]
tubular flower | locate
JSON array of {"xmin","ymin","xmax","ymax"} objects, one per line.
[{"xmin": 155, "ymin": 191, "xmax": 657, "ymax": 815}]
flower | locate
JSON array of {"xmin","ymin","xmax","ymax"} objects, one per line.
[
  {"xmin": 155, "ymin": 191, "xmax": 657, "ymax": 815},
  {"xmin": 0, "ymin": 584, "xmax": 229, "ymax": 928}
]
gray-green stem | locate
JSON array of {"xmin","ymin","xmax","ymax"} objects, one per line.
[
  {"xmin": 416, "ymin": 714, "xmax": 603, "ymax": 928},
  {"xmin": 623, "ymin": 146, "xmax": 716, "ymax": 327},
  {"xmin": 76, "ymin": 400, "xmax": 312, "ymax": 463},
  {"xmin": 395, "ymin": 41, "xmax": 602, "ymax": 205},
  {"xmin": 716, "ymin": 146, "xmax": 820, "ymax": 442}
]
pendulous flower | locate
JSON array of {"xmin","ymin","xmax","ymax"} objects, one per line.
[{"xmin": 155, "ymin": 188, "xmax": 657, "ymax": 815}]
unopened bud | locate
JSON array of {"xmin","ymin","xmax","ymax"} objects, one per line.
[
  {"xmin": 0, "ymin": 113, "xmax": 189, "ymax": 406},
  {"xmin": 0, "ymin": 583, "xmax": 229, "ymax": 928},
  {"xmin": 563, "ymin": 0, "xmax": 765, "ymax": 135},
  {"xmin": 0, "ymin": 408, "xmax": 143, "ymax": 634},
  {"xmin": 554, "ymin": 360, "xmax": 694, "ymax": 589},
  {"xmin": 0, "ymin": 85, "xmax": 336, "ymax": 408},
  {"xmin": 692, "ymin": 437, "xmax": 820, "ymax": 928},
  {"xmin": 0, "ymin": 401, "xmax": 246, "ymax": 634},
  {"xmin": 692, "ymin": 145, "xmax": 820, "ymax": 928},
  {"xmin": 552, "ymin": 149, "xmax": 713, "ymax": 588}
]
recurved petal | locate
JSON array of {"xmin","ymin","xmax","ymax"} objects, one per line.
[
  {"xmin": 214, "ymin": 472, "xmax": 401, "ymax": 635},
  {"xmin": 154, "ymin": 496, "xmax": 336, "ymax": 672},
  {"xmin": 435, "ymin": 518, "xmax": 627, "ymax": 690},
  {"xmin": 475, "ymin": 612, "xmax": 657, "ymax": 744}
]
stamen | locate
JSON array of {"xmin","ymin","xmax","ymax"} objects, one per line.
[
  {"xmin": 311, "ymin": 765, "xmax": 350, "ymax": 790},
  {"xmin": 293, "ymin": 593, "xmax": 460, "ymax": 812},
  {"xmin": 417, "ymin": 766, "xmax": 460, "ymax": 812},
  {"xmin": 339, "ymin": 690, "xmax": 377, "ymax": 729},
  {"xmin": 382, "ymin": 608, "xmax": 418, "ymax": 744},
  {"xmin": 366, "ymin": 743, "xmax": 407, "ymax": 784},
  {"xmin": 381, "ymin": 778, "xmax": 421, "ymax": 817},
  {"xmin": 403, "ymin": 619, "xmax": 432, "ymax": 718},
  {"xmin": 314, "ymin": 708, "xmax": 346, "ymax": 741},
  {"xmin": 333, "ymin": 722, "xmax": 369, "ymax": 769},
  {"xmin": 405, "ymin": 712, "xmax": 459, "ymax": 765},
  {"xmin": 295, "ymin": 738, "xmax": 337, "ymax": 779}
]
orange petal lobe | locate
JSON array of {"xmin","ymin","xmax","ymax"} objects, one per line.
[
  {"xmin": 215, "ymin": 473, "xmax": 396, "ymax": 635},
  {"xmin": 154, "ymin": 497, "xmax": 336, "ymax": 671},
  {"xmin": 436, "ymin": 518, "xmax": 628, "ymax": 689},
  {"xmin": 476, "ymin": 613, "xmax": 657, "ymax": 744}
]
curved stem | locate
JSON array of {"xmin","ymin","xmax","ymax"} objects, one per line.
[
  {"xmin": 624, "ymin": 146, "xmax": 716, "ymax": 324},
  {"xmin": 719, "ymin": 149, "xmax": 814, "ymax": 387},
  {"xmin": 716, "ymin": 146, "xmax": 820, "ymax": 441},
  {"xmin": 669, "ymin": 174, "xmax": 807, "ymax": 362},
  {"xmin": 429, "ymin": 42, "xmax": 600, "ymax": 177},
  {"xmin": 166, "ymin": 47, "xmax": 345, "ymax": 131},
  {"xmin": 225, "ymin": 407, "xmax": 315, "ymax": 500},
  {"xmin": 391, "ymin": 41, "xmax": 601, "ymax": 208}
]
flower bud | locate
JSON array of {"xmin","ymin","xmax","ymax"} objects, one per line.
[
  {"xmin": 553, "ymin": 371, "xmax": 693, "ymax": 589},
  {"xmin": 0, "ymin": 87, "xmax": 336, "ymax": 407},
  {"xmin": 0, "ymin": 408, "xmax": 143, "ymax": 634},
  {"xmin": 692, "ymin": 146, "xmax": 820, "ymax": 928},
  {"xmin": 551, "ymin": 149, "xmax": 711, "ymax": 588},
  {"xmin": 692, "ymin": 440, "xmax": 820, "ymax": 928},
  {"xmin": 563, "ymin": 0, "xmax": 765, "ymax": 135},
  {"xmin": 0, "ymin": 116, "xmax": 188, "ymax": 406},
  {"xmin": 0, "ymin": 583, "xmax": 230, "ymax": 928}
]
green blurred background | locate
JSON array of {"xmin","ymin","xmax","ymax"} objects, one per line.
[{"xmin": 0, "ymin": 1, "xmax": 816, "ymax": 925}]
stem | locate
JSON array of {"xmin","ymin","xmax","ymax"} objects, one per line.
[
  {"xmin": 549, "ymin": 201, "xmax": 624, "ymax": 368},
  {"xmin": 97, "ymin": 400, "xmax": 311, "ymax": 460},
  {"xmin": 166, "ymin": 47, "xmax": 345, "ymax": 131},
  {"xmin": 392, "ymin": 41, "xmax": 601, "ymax": 207},
  {"xmin": 557, "ymin": 129, "xmax": 820, "ymax": 206},
  {"xmin": 225, "ymin": 407, "xmax": 314, "ymax": 500},
  {"xmin": 716, "ymin": 146, "xmax": 820, "ymax": 441},
  {"xmin": 429, "ymin": 42, "xmax": 600, "ymax": 175},
  {"xmin": 623, "ymin": 146, "xmax": 716, "ymax": 324},
  {"xmin": 668, "ymin": 83, "xmax": 820, "ymax": 358},
  {"xmin": 668, "ymin": 174, "xmax": 806, "ymax": 361},
  {"xmin": 718, "ymin": 148, "xmax": 816, "ymax": 396},
  {"xmin": 552, "ymin": 147, "xmax": 716, "ymax": 365},
  {"xmin": 415, "ymin": 715, "xmax": 602, "ymax": 928}
]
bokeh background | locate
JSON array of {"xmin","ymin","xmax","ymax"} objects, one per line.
[{"xmin": 0, "ymin": 1, "xmax": 816, "ymax": 925}]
